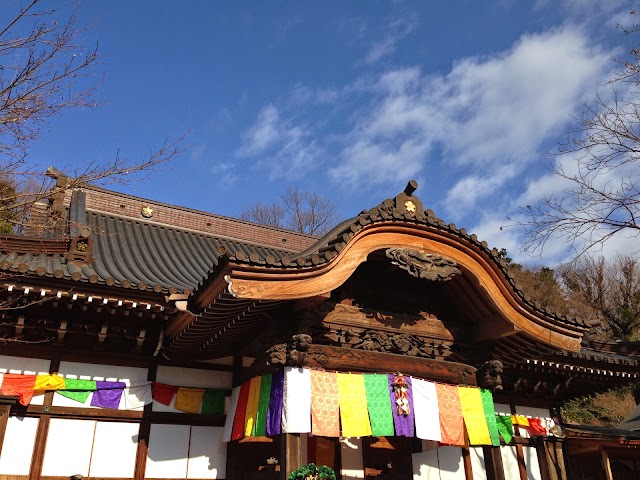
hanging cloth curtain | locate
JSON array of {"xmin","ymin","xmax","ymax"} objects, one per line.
[
  {"xmin": 201, "ymin": 389, "xmax": 226, "ymax": 415},
  {"xmin": 336, "ymin": 373, "xmax": 372, "ymax": 438},
  {"xmin": 527, "ymin": 418, "xmax": 547, "ymax": 436},
  {"xmin": 282, "ymin": 367, "xmax": 311, "ymax": 434},
  {"xmin": 480, "ymin": 389, "xmax": 501, "ymax": 446},
  {"xmin": 253, "ymin": 374, "xmax": 272, "ymax": 436},
  {"xmin": 151, "ymin": 381, "xmax": 178, "ymax": 406},
  {"xmin": 412, "ymin": 378, "xmax": 441, "ymax": 442},
  {"xmin": 123, "ymin": 383, "xmax": 153, "ymax": 410},
  {"xmin": 458, "ymin": 386, "xmax": 492, "ymax": 445},
  {"xmin": 34, "ymin": 374, "xmax": 66, "ymax": 391},
  {"xmin": 244, "ymin": 376, "xmax": 262, "ymax": 436},
  {"xmin": 511, "ymin": 414, "xmax": 530, "ymax": 427},
  {"xmin": 1, "ymin": 373, "xmax": 36, "ymax": 406},
  {"xmin": 232, "ymin": 381, "xmax": 251, "ymax": 440},
  {"xmin": 388, "ymin": 374, "xmax": 414, "ymax": 437},
  {"xmin": 310, "ymin": 370, "xmax": 340, "ymax": 437},
  {"xmin": 494, "ymin": 415, "xmax": 514, "ymax": 444},
  {"xmin": 175, "ymin": 387, "xmax": 205, "ymax": 414},
  {"xmin": 363, "ymin": 373, "xmax": 394, "ymax": 437},
  {"xmin": 57, "ymin": 379, "xmax": 97, "ymax": 404},
  {"xmin": 223, "ymin": 386, "xmax": 241, "ymax": 442},
  {"xmin": 266, "ymin": 370, "xmax": 284, "ymax": 436},
  {"xmin": 435, "ymin": 383, "xmax": 465, "ymax": 446},
  {"xmin": 91, "ymin": 381, "xmax": 126, "ymax": 409}
]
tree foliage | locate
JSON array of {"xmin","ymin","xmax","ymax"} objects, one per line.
[
  {"xmin": 239, "ymin": 187, "xmax": 338, "ymax": 236},
  {"xmin": 516, "ymin": 10, "xmax": 640, "ymax": 257},
  {"xmin": 0, "ymin": 0, "xmax": 184, "ymax": 233}
]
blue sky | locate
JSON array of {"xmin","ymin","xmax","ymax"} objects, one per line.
[{"xmin": 9, "ymin": 1, "xmax": 638, "ymax": 264}]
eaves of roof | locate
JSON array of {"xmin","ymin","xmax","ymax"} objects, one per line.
[{"xmin": 191, "ymin": 195, "xmax": 597, "ymax": 331}]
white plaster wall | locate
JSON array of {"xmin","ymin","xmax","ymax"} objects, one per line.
[
  {"xmin": 153, "ymin": 366, "xmax": 232, "ymax": 413},
  {"xmin": 89, "ymin": 421, "xmax": 139, "ymax": 477},
  {"xmin": 340, "ymin": 437, "xmax": 364, "ymax": 479},
  {"xmin": 437, "ymin": 447, "xmax": 466, "ymax": 480},
  {"xmin": 523, "ymin": 446, "xmax": 542, "ymax": 480},
  {"xmin": 187, "ymin": 426, "xmax": 227, "ymax": 479},
  {"xmin": 41, "ymin": 418, "xmax": 96, "ymax": 477},
  {"xmin": 470, "ymin": 447, "xmax": 487, "ymax": 480},
  {"xmin": 500, "ymin": 446, "xmax": 521, "ymax": 479},
  {"xmin": 53, "ymin": 361, "xmax": 149, "ymax": 409},
  {"xmin": 146, "ymin": 423, "xmax": 190, "ymax": 478},
  {"xmin": 0, "ymin": 416, "xmax": 39, "ymax": 474},
  {"xmin": 411, "ymin": 448, "xmax": 439, "ymax": 480},
  {"xmin": 0, "ymin": 355, "xmax": 50, "ymax": 405}
]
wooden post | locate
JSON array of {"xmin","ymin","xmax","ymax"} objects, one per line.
[
  {"xmin": 0, "ymin": 403, "xmax": 11, "ymax": 456},
  {"xmin": 134, "ymin": 361, "xmax": 157, "ymax": 480},
  {"xmin": 536, "ymin": 438, "xmax": 567, "ymax": 480},
  {"xmin": 600, "ymin": 447, "xmax": 613, "ymax": 480},
  {"xmin": 483, "ymin": 446, "xmax": 506, "ymax": 480},
  {"xmin": 29, "ymin": 415, "xmax": 50, "ymax": 480},
  {"xmin": 29, "ymin": 353, "xmax": 61, "ymax": 480},
  {"xmin": 281, "ymin": 433, "xmax": 303, "ymax": 480}
]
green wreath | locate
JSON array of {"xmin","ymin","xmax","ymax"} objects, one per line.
[{"xmin": 288, "ymin": 463, "xmax": 336, "ymax": 480}]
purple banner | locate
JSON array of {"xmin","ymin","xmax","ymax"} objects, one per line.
[
  {"xmin": 388, "ymin": 374, "xmax": 415, "ymax": 437},
  {"xmin": 91, "ymin": 381, "xmax": 126, "ymax": 409},
  {"xmin": 266, "ymin": 370, "xmax": 284, "ymax": 436}
]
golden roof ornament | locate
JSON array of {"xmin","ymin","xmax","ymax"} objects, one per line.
[
  {"xmin": 395, "ymin": 180, "xmax": 424, "ymax": 214},
  {"xmin": 141, "ymin": 205, "xmax": 154, "ymax": 218}
]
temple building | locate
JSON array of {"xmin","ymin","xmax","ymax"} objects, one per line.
[{"xmin": 0, "ymin": 176, "xmax": 638, "ymax": 480}]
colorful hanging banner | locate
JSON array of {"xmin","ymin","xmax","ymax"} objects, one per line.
[
  {"xmin": 91, "ymin": 381, "xmax": 126, "ymax": 409},
  {"xmin": 282, "ymin": 367, "xmax": 312, "ymax": 434},
  {"xmin": 123, "ymin": 383, "xmax": 153, "ymax": 410},
  {"xmin": 175, "ymin": 387, "xmax": 205, "ymax": 414},
  {"xmin": 151, "ymin": 381, "xmax": 179, "ymax": 406},
  {"xmin": 336, "ymin": 373, "xmax": 372, "ymax": 438},
  {"xmin": 253, "ymin": 374, "xmax": 272, "ymax": 436},
  {"xmin": 266, "ymin": 370, "xmax": 284, "ymax": 436},
  {"xmin": 458, "ymin": 386, "xmax": 492, "ymax": 445},
  {"xmin": 363, "ymin": 373, "xmax": 395, "ymax": 437},
  {"xmin": 223, "ymin": 386, "xmax": 241, "ymax": 442},
  {"xmin": 201, "ymin": 388, "xmax": 226, "ymax": 415},
  {"xmin": 435, "ymin": 383, "xmax": 465, "ymax": 446},
  {"xmin": 57, "ymin": 379, "xmax": 97, "ymax": 403},
  {"xmin": 511, "ymin": 414, "xmax": 530, "ymax": 427},
  {"xmin": 412, "ymin": 378, "xmax": 441, "ymax": 442},
  {"xmin": 495, "ymin": 415, "xmax": 514, "ymax": 444},
  {"xmin": 388, "ymin": 374, "xmax": 414, "ymax": 437},
  {"xmin": 480, "ymin": 389, "xmax": 501, "ymax": 446},
  {"xmin": 245, "ymin": 376, "xmax": 262, "ymax": 436},
  {"xmin": 1, "ymin": 373, "xmax": 37, "ymax": 406},
  {"xmin": 34, "ymin": 374, "xmax": 65, "ymax": 391},
  {"xmin": 527, "ymin": 418, "xmax": 547, "ymax": 436},
  {"xmin": 310, "ymin": 370, "xmax": 340, "ymax": 437},
  {"xmin": 232, "ymin": 381, "xmax": 251, "ymax": 441}
]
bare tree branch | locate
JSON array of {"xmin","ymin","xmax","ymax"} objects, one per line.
[{"xmin": 240, "ymin": 187, "xmax": 339, "ymax": 236}]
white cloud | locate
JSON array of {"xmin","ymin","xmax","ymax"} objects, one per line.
[
  {"xmin": 331, "ymin": 25, "xmax": 612, "ymax": 204},
  {"xmin": 237, "ymin": 104, "xmax": 280, "ymax": 156},
  {"xmin": 361, "ymin": 15, "xmax": 418, "ymax": 66},
  {"xmin": 236, "ymin": 104, "xmax": 322, "ymax": 179}
]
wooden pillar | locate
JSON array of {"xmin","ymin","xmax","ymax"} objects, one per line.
[
  {"xmin": 461, "ymin": 445, "xmax": 473, "ymax": 480},
  {"xmin": 536, "ymin": 438, "xmax": 567, "ymax": 480},
  {"xmin": 600, "ymin": 447, "xmax": 613, "ymax": 480},
  {"xmin": 29, "ymin": 353, "xmax": 60, "ymax": 480},
  {"xmin": 0, "ymin": 403, "xmax": 11, "ymax": 457},
  {"xmin": 134, "ymin": 362, "xmax": 157, "ymax": 480},
  {"xmin": 280, "ymin": 433, "xmax": 303, "ymax": 480},
  {"xmin": 483, "ymin": 446, "xmax": 505, "ymax": 480}
]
